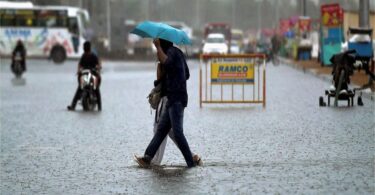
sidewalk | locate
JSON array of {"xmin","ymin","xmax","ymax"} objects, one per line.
[{"xmin": 280, "ymin": 57, "xmax": 375, "ymax": 100}]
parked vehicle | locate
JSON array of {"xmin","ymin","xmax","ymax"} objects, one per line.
[
  {"xmin": 134, "ymin": 39, "xmax": 154, "ymax": 56},
  {"xmin": 204, "ymin": 23, "xmax": 231, "ymax": 52},
  {"xmin": 184, "ymin": 37, "xmax": 201, "ymax": 58},
  {"xmin": 231, "ymin": 29, "xmax": 244, "ymax": 53},
  {"xmin": 243, "ymin": 41, "xmax": 256, "ymax": 54},
  {"xmin": 124, "ymin": 20, "xmax": 138, "ymax": 56},
  {"xmin": 230, "ymin": 41, "xmax": 241, "ymax": 54},
  {"xmin": 202, "ymin": 33, "xmax": 228, "ymax": 54},
  {"xmin": 164, "ymin": 21, "xmax": 193, "ymax": 39}
]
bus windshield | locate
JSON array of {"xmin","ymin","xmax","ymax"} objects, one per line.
[{"xmin": 78, "ymin": 11, "xmax": 89, "ymax": 30}]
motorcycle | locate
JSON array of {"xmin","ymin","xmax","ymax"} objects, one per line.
[
  {"xmin": 11, "ymin": 52, "xmax": 24, "ymax": 78},
  {"xmin": 79, "ymin": 69, "xmax": 99, "ymax": 111}
]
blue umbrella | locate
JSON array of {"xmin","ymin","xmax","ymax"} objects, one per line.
[{"xmin": 130, "ymin": 21, "xmax": 191, "ymax": 45}]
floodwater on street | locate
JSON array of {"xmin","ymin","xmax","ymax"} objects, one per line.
[{"xmin": 1, "ymin": 58, "xmax": 374, "ymax": 194}]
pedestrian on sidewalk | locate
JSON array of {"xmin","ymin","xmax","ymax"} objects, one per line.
[
  {"xmin": 271, "ymin": 34, "xmax": 281, "ymax": 65},
  {"xmin": 151, "ymin": 62, "xmax": 202, "ymax": 166},
  {"xmin": 135, "ymin": 38, "xmax": 198, "ymax": 168}
]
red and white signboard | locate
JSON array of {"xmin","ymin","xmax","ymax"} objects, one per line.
[{"xmin": 321, "ymin": 3, "xmax": 343, "ymax": 27}]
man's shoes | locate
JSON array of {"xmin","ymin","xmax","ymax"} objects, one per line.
[
  {"xmin": 133, "ymin": 154, "xmax": 151, "ymax": 168},
  {"xmin": 193, "ymin": 154, "xmax": 203, "ymax": 166},
  {"xmin": 67, "ymin": 105, "xmax": 75, "ymax": 111}
]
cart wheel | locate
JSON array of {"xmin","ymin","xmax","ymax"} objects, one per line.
[
  {"xmin": 319, "ymin": 96, "xmax": 326, "ymax": 107},
  {"xmin": 357, "ymin": 96, "xmax": 364, "ymax": 106}
]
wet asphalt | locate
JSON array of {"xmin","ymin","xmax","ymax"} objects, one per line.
[{"xmin": 0, "ymin": 58, "xmax": 374, "ymax": 194}]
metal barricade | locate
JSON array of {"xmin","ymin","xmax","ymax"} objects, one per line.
[{"xmin": 199, "ymin": 54, "xmax": 266, "ymax": 108}]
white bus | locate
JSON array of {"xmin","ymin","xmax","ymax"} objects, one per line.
[{"xmin": 0, "ymin": 1, "xmax": 90, "ymax": 63}]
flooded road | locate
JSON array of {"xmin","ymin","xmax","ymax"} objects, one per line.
[{"xmin": 1, "ymin": 58, "xmax": 374, "ymax": 194}]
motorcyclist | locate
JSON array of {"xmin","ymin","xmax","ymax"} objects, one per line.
[
  {"xmin": 67, "ymin": 41, "xmax": 102, "ymax": 111},
  {"xmin": 11, "ymin": 40, "xmax": 27, "ymax": 72}
]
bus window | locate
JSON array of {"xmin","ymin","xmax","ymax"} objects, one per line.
[
  {"xmin": 37, "ymin": 10, "xmax": 66, "ymax": 27},
  {"xmin": 68, "ymin": 18, "xmax": 79, "ymax": 35},
  {"xmin": 38, "ymin": 10, "xmax": 55, "ymax": 27},
  {"xmin": 56, "ymin": 10, "xmax": 68, "ymax": 27},
  {"xmin": 38, "ymin": 10, "xmax": 68, "ymax": 27},
  {"xmin": 0, "ymin": 10, "xmax": 16, "ymax": 26},
  {"xmin": 15, "ymin": 9, "xmax": 36, "ymax": 27}
]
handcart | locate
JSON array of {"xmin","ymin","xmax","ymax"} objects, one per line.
[
  {"xmin": 319, "ymin": 50, "xmax": 363, "ymax": 107},
  {"xmin": 319, "ymin": 28, "xmax": 374, "ymax": 107}
]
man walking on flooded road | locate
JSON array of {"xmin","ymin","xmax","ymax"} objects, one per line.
[{"xmin": 135, "ymin": 38, "xmax": 195, "ymax": 168}]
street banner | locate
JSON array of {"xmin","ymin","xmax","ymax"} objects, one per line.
[
  {"xmin": 321, "ymin": 3, "xmax": 343, "ymax": 27},
  {"xmin": 298, "ymin": 16, "xmax": 311, "ymax": 32},
  {"xmin": 279, "ymin": 19, "xmax": 290, "ymax": 35},
  {"xmin": 211, "ymin": 62, "xmax": 254, "ymax": 84},
  {"xmin": 289, "ymin": 16, "xmax": 299, "ymax": 28}
]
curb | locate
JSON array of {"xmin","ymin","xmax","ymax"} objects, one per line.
[{"xmin": 278, "ymin": 57, "xmax": 374, "ymax": 101}]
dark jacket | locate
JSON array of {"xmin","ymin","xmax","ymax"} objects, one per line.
[
  {"xmin": 13, "ymin": 44, "xmax": 26, "ymax": 57},
  {"xmin": 79, "ymin": 53, "xmax": 99, "ymax": 70},
  {"xmin": 154, "ymin": 46, "xmax": 190, "ymax": 107},
  {"xmin": 12, "ymin": 43, "xmax": 26, "ymax": 68}
]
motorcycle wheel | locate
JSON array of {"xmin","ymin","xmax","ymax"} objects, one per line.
[
  {"xmin": 87, "ymin": 92, "xmax": 96, "ymax": 111},
  {"xmin": 82, "ymin": 92, "xmax": 90, "ymax": 111},
  {"xmin": 82, "ymin": 91, "xmax": 96, "ymax": 111},
  {"xmin": 12, "ymin": 62, "xmax": 23, "ymax": 78}
]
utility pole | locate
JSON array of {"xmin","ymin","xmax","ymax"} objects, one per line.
[
  {"xmin": 257, "ymin": 1, "xmax": 261, "ymax": 32},
  {"xmin": 302, "ymin": 0, "xmax": 306, "ymax": 16},
  {"xmin": 195, "ymin": 0, "xmax": 200, "ymax": 30},
  {"xmin": 359, "ymin": 0, "xmax": 370, "ymax": 28},
  {"xmin": 275, "ymin": 0, "xmax": 279, "ymax": 29},
  {"xmin": 232, "ymin": 0, "xmax": 236, "ymax": 28},
  {"xmin": 359, "ymin": 0, "xmax": 373, "ymax": 85},
  {"xmin": 106, "ymin": 0, "xmax": 111, "ymax": 52},
  {"xmin": 145, "ymin": 0, "xmax": 149, "ymax": 20}
]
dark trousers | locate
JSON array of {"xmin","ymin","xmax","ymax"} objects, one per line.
[
  {"xmin": 70, "ymin": 87, "xmax": 102, "ymax": 110},
  {"xmin": 70, "ymin": 73, "xmax": 102, "ymax": 109},
  {"xmin": 144, "ymin": 101, "xmax": 194, "ymax": 167}
]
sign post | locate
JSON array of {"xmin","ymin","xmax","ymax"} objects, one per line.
[{"xmin": 199, "ymin": 54, "xmax": 266, "ymax": 108}]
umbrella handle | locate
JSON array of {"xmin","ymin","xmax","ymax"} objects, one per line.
[{"xmin": 184, "ymin": 46, "xmax": 189, "ymax": 58}]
